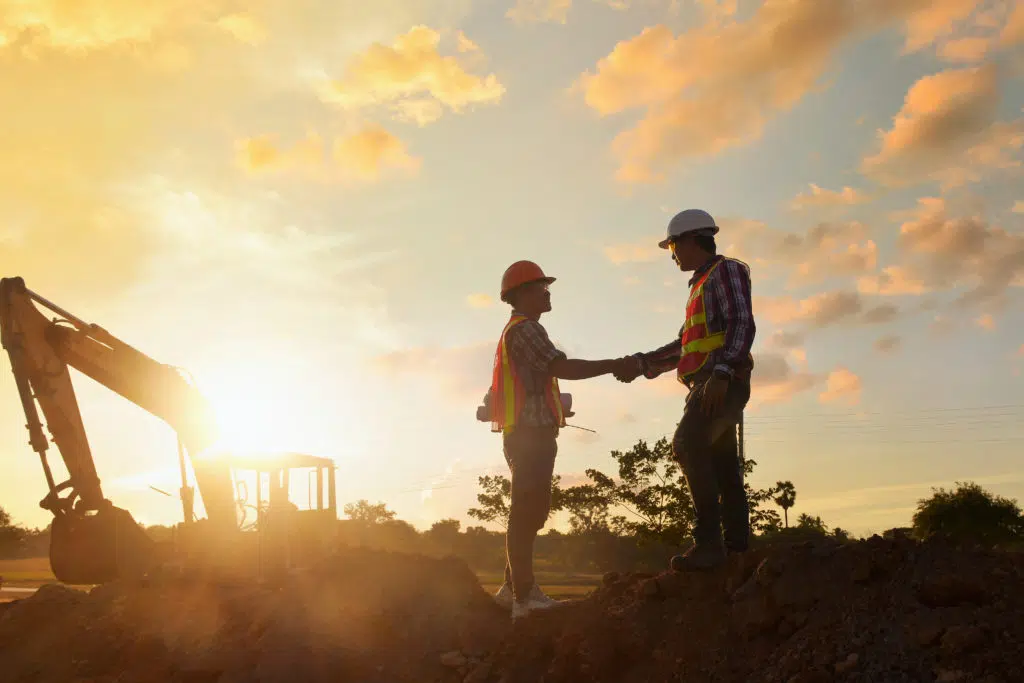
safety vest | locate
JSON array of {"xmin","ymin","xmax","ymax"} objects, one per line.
[
  {"xmin": 676, "ymin": 256, "xmax": 744, "ymax": 382},
  {"xmin": 489, "ymin": 314, "xmax": 565, "ymax": 433}
]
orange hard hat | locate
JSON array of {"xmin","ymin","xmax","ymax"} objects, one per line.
[{"xmin": 500, "ymin": 260, "xmax": 556, "ymax": 301}]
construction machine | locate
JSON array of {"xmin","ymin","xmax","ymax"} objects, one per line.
[{"xmin": 0, "ymin": 276, "xmax": 338, "ymax": 585}]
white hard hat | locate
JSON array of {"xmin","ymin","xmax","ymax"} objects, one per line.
[{"xmin": 658, "ymin": 209, "xmax": 719, "ymax": 249}]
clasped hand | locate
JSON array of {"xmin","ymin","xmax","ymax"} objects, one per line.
[{"xmin": 612, "ymin": 355, "xmax": 642, "ymax": 383}]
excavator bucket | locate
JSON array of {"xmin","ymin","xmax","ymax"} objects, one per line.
[{"xmin": 49, "ymin": 505, "xmax": 158, "ymax": 585}]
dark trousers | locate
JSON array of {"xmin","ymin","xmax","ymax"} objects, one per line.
[
  {"xmin": 501, "ymin": 425, "xmax": 558, "ymax": 601},
  {"xmin": 672, "ymin": 376, "xmax": 751, "ymax": 552}
]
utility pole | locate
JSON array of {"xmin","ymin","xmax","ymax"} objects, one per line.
[{"xmin": 738, "ymin": 412, "xmax": 745, "ymax": 470}]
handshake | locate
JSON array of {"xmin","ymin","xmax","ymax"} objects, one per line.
[{"xmin": 611, "ymin": 354, "xmax": 645, "ymax": 383}]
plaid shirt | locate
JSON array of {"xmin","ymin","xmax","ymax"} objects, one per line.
[
  {"xmin": 641, "ymin": 255, "xmax": 756, "ymax": 385},
  {"xmin": 502, "ymin": 312, "xmax": 566, "ymax": 427}
]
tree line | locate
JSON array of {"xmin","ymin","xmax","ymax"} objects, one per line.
[{"xmin": 2, "ymin": 436, "xmax": 1022, "ymax": 573}]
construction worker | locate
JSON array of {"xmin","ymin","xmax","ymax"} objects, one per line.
[
  {"xmin": 616, "ymin": 209, "xmax": 756, "ymax": 571},
  {"xmin": 484, "ymin": 260, "xmax": 634, "ymax": 618}
]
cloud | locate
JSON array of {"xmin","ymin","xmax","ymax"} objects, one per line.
[
  {"xmin": 975, "ymin": 312, "xmax": 996, "ymax": 330},
  {"xmin": 749, "ymin": 352, "xmax": 820, "ymax": 406},
  {"xmin": 372, "ymin": 341, "xmax": 496, "ymax": 402},
  {"xmin": 767, "ymin": 330, "xmax": 805, "ymax": 350},
  {"xmin": 755, "ymin": 290, "xmax": 896, "ymax": 329},
  {"xmin": 572, "ymin": 0, "xmax": 997, "ymax": 183},
  {"xmin": 790, "ymin": 184, "xmax": 872, "ymax": 210},
  {"xmin": 937, "ymin": 36, "xmax": 993, "ymax": 62},
  {"xmin": 891, "ymin": 196, "xmax": 1024, "ymax": 308},
  {"xmin": 466, "ymin": 293, "xmax": 495, "ymax": 308},
  {"xmin": 861, "ymin": 64, "xmax": 1024, "ymax": 189},
  {"xmin": 1003, "ymin": 2, "xmax": 1024, "ymax": 45},
  {"xmin": 1013, "ymin": 201, "xmax": 1024, "ymax": 213},
  {"xmin": 316, "ymin": 26, "xmax": 505, "ymax": 123},
  {"xmin": 236, "ymin": 125, "xmax": 421, "ymax": 182},
  {"xmin": 874, "ymin": 334, "xmax": 902, "ymax": 353},
  {"xmin": 857, "ymin": 266, "xmax": 930, "ymax": 295},
  {"xmin": 506, "ymin": 0, "xmax": 572, "ymax": 24},
  {"xmin": 215, "ymin": 13, "xmax": 267, "ymax": 46},
  {"xmin": 819, "ymin": 367, "xmax": 862, "ymax": 406}
]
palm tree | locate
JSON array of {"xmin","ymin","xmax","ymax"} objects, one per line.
[{"xmin": 774, "ymin": 481, "xmax": 797, "ymax": 528}]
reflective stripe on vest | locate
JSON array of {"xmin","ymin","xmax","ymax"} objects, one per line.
[
  {"xmin": 677, "ymin": 258, "xmax": 729, "ymax": 382},
  {"xmin": 489, "ymin": 314, "xmax": 565, "ymax": 433}
]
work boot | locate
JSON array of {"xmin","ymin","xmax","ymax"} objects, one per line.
[
  {"xmin": 670, "ymin": 542, "xmax": 726, "ymax": 572},
  {"xmin": 511, "ymin": 584, "xmax": 558, "ymax": 620},
  {"xmin": 493, "ymin": 582, "xmax": 514, "ymax": 610}
]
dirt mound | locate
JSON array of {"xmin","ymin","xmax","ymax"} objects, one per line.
[
  {"xmin": 0, "ymin": 548, "xmax": 510, "ymax": 683},
  {"xmin": 2, "ymin": 537, "xmax": 1023, "ymax": 683},
  {"xmin": 486, "ymin": 535, "xmax": 1024, "ymax": 683}
]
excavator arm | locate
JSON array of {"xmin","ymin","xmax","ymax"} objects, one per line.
[{"xmin": 0, "ymin": 276, "xmax": 236, "ymax": 584}]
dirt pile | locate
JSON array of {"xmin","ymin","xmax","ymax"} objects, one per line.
[
  {"xmin": 0, "ymin": 548, "xmax": 509, "ymax": 683},
  {"xmin": 2, "ymin": 536, "xmax": 1022, "ymax": 683},
  {"xmin": 487, "ymin": 535, "xmax": 1024, "ymax": 683}
]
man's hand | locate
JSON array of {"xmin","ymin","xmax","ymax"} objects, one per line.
[
  {"xmin": 700, "ymin": 374, "xmax": 729, "ymax": 416},
  {"xmin": 612, "ymin": 356, "xmax": 642, "ymax": 383}
]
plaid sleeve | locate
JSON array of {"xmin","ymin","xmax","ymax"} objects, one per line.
[
  {"xmin": 640, "ymin": 337, "xmax": 682, "ymax": 378},
  {"xmin": 506, "ymin": 320, "xmax": 566, "ymax": 374},
  {"xmin": 712, "ymin": 258, "xmax": 756, "ymax": 374}
]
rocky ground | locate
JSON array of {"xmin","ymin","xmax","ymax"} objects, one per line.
[{"xmin": 1, "ymin": 536, "xmax": 1021, "ymax": 683}]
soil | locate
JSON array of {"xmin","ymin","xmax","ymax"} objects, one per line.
[{"xmin": 1, "ymin": 536, "xmax": 1022, "ymax": 683}]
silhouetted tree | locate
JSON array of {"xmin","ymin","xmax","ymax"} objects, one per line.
[
  {"xmin": 774, "ymin": 480, "xmax": 797, "ymax": 528},
  {"xmin": 467, "ymin": 474, "xmax": 562, "ymax": 530},
  {"xmin": 745, "ymin": 460, "xmax": 783, "ymax": 533},
  {"xmin": 912, "ymin": 481, "xmax": 1024, "ymax": 547},
  {"xmin": 559, "ymin": 484, "xmax": 612, "ymax": 534},
  {"xmin": 796, "ymin": 513, "xmax": 828, "ymax": 534},
  {"xmin": 343, "ymin": 500, "xmax": 397, "ymax": 525}
]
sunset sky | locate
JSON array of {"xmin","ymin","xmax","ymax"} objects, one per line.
[{"xmin": 1, "ymin": 0, "xmax": 1022, "ymax": 538}]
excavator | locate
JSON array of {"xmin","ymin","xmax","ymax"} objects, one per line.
[{"xmin": 0, "ymin": 276, "xmax": 339, "ymax": 585}]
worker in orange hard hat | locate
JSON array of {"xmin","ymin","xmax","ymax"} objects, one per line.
[{"xmin": 480, "ymin": 259, "xmax": 635, "ymax": 619}]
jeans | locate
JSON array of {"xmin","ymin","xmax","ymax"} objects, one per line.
[
  {"xmin": 501, "ymin": 424, "xmax": 558, "ymax": 601},
  {"xmin": 672, "ymin": 375, "xmax": 751, "ymax": 552}
]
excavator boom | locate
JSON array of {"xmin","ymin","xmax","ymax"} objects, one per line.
[{"xmin": 0, "ymin": 276, "xmax": 236, "ymax": 583}]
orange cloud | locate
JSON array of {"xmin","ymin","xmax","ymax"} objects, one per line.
[
  {"xmin": 237, "ymin": 125, "xmax": 421, "ymax": 182},
  {"xmin": 819, "ymin": 367, "xmax": 862, "ymax": 406},
  {"xmin": 372, "ymin": 342, "xmax": 496, "ymax": 403},
  {"xmin": 215, "ymin": 13, "xmax": 267, "ymax": 46},
  {"xmin": 573, "ymin": 0, "xmax": 999, "ymax": 182},
  {"xmin": 749, "ymin": 352, "xmax": 820, "ymax": 407},
  {"xmin": 466, "ymin": 293, "xmax": 495, "ymax": 308},
  {"xmin": 861, "ymin": 64, "xmax": 1024, "ymax": 188},
  {"xmin": 857, "ymin": 266, "xmax": 930, "ymax": 296},
  {"xmin": 975, "ymin": 313, "xmax": 996, "ymax": 330},
  {"xmin": 756, "ymin": 291, "xmax": 865, "ymax": 328},
  {"xmin": 1013, "ymin": 201, "xmax": 1024, "ymax": 214},
  {"xmin": 1001, "ymin": 2, "xmax": 1024, "ymax": 45},
  {"xmin": 937, "ymin": 36, "xmax": 992, "ymax": 62},
  {"xmin": 790, "ymin": 184, "xmax": 871, "ymax": 210},
  {"xmin": 317, "ymin": 26, "xmax": 505, "ymax": 124}
]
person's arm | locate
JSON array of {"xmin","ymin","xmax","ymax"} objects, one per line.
[
  {"xmin": 549, "ymin": 357, "xmax": 621, "ymax": 380},
  {"xmin": 636, "ymin": 337, "xmax": 682, "ymax": 379},
  {"xmin": 713, "ymin": 259, "xmax": 756, "ymax": 377},
  {"xmin": 508, "ymin": 321, "xmax": 623, "ymax": 380}
]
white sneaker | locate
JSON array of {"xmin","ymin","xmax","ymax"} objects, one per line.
[
  {"xmin": 493, "ymin": 582, "xmax": 514, "ymax": 610},
  {"xmin": 511, "ymin": 584, "xmax": 559, "ymax": 620}
]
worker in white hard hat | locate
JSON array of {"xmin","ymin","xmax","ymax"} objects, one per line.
[{"xmin": 616, "ymin": 209, "xmax": 756, "ymax": 571}]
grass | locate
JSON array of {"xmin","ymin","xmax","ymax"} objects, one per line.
[{"xmin": 0, "ymin": 557, "xmax": 605, "ymax": 602}]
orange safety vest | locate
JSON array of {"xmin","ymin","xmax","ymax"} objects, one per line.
[
  {"xmin": 489, "ymin": 314, "xmax": 565, "ymax": 433},
  {"xmin": 676, "ymin": 257, "xmax": 744, "ymax": 382}
]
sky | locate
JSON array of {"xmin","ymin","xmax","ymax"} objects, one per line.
[{"xmin": 1, "ymin": 0, "xmax": 1022, "ymax": 538}]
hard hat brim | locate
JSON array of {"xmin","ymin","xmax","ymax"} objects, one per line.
[{"xmin": 658, "ymin": 225, "xmax": 719, "ymax": 249}]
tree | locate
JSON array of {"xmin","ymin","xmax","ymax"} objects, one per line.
[
  {"xmin": 0, "ymin": 505, "xmax": 28, "ymax": 558},
  {"xmin": 912, "ymin": 481, "xmax": 1024, "ymax": 547},
  {"xmin": 744, "ymin": 459, "xmax": 783, "ymax": 533},
  {"xmin": 467, "ymin": 474, "xmax": 563, "ymax": 530},
  {"xmin": 559, "ymin": 483, "xmax": 612, "ymax": 535},
  {"xmin": 796, "ymin": 513, "xmax": 828, "ymax": 534},
  {"xmin": 585, "ymin": 437, "xmax": 695, "ymax": 546},
  {"xmin": 343, "ymin": 500, "xmax": 397, "ymax": 525},
  {"xmin": 774, "ymin": 480, "xmax": 797, "ymax": 528}
]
